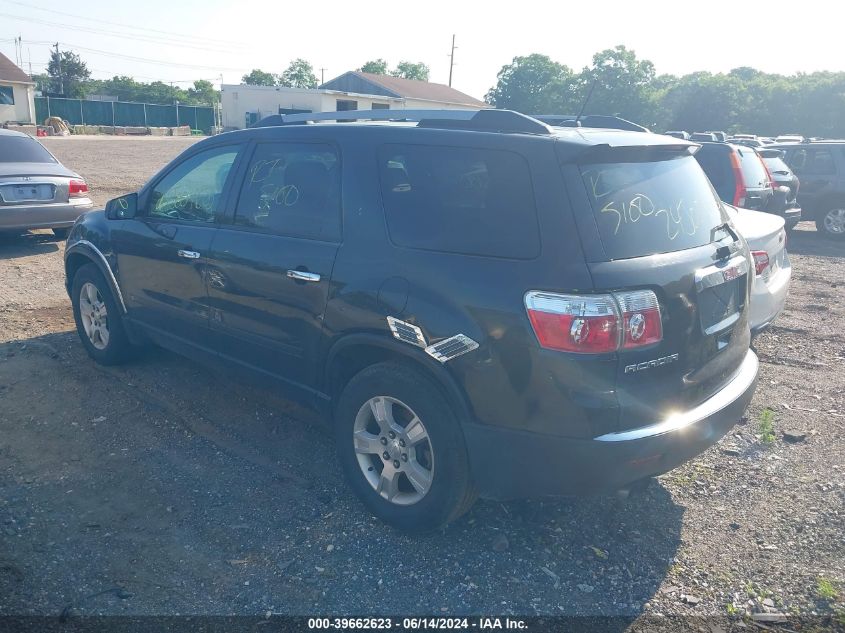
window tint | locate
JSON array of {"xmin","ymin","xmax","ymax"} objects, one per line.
[
  {"xmin": 148, "ymin": 146, "xmax": 240, "ymax": 222},
  {"xmin": 805, "ymin": 148, "xmax": 837, "ymax": 175},
  {"xmin": 378, "ymin": 144, "xmax": 540, "ymax": 259},
  {"xmin": 235, "ymin": 143, "xmax": 341, "ymax": 241},
  {"xmin": 580, "ymin": 155, "xmax": 725, "ymax": 260},
  {"xmin": 694, "ymin": 146, "xmax": 733, "ymax": 190},
  {"xmin": 0, "ymin": 135, "xmax": 57, "ymax": 163},
  {"xmin": 762, "ymin": 156, "xmax": 791, "ymax": 175},
  {"xmin": 736, "ymin": 148, "xmax": 768, "ymax": 188}
]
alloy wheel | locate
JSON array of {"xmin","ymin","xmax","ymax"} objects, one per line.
[
  {"xmin": 353, "ymin": 396, "xmax": 434, "ymax": 506},
  {"xmin": 823, "ymin": 208, "xmax": 845, "ymax": 235},
  {"xmin": 79, "ymin": 282, "xmax": 110, "ymax": 350}
]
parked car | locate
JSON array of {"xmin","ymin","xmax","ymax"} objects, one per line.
[
  {"xmin": 694, "ymin": 142, "xmax": 774, "ymax": 211},
  {"xmin": 731, "ymin": 138, "xmax": 766, "ymax": 149},
  {"xmin": 0, "ymin": 128, "xmax": 93, "ymax": 239},
  {"xmin": 63, "ymin": 109, "xmax": 759, "ymax": 531},
  {"xmin": 725, "ymin": 205, "xmax": 791, "ymax": 334},
  {"xmin": 665, "ymin": 130, "xmax": 690, "ymax": 140},
  {"xmin": 707, "ymin": 131, "xmax": 729, "ymax": 142},
  {"xmin": 690, "ymin": 132, "xmax": 719, "ymax": 142},
  {"xmin": 757, "ymin": 148, "xmax": 802, "ymax": 230},
  {"xmin": 774, "ymin": 135, "xmax": 805, "ymax": 143},
  {"xmin": 771, "ymin": 141, "xmax": 845, "ymax": 239}
]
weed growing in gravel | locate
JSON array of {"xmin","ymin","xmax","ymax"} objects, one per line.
[
  {"xmin": 817, "ymin": 577, "xmax": 839, "ymax": 601},
  {"xmin": 759, "ymin": 409, "xmax": 776, "ymax": 444}
]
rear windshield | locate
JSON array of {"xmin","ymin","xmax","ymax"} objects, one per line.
[
  {"xmin": 0, "ymin": 136, "xmax": 57, "ymax": 163},
  {"xmin": 736, "ymin": 148, "xmax": 768, "ymax": 188},
  {"xmin": 580, "ymin": 155, "xmax": 725, "ymax": 260},
  {"xmin": 762, "ymin": 156, "xmax": 791, "ymax": 175}
]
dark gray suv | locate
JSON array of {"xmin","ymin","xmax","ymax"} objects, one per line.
[
  {"xmin": 64, "ymin": 110, "xmax": 759, "ymax": 531},
  {"xmin": 772, "ymin": 141, "xmax": 845, "ymax": 239}
]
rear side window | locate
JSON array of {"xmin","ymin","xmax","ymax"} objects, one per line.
[
  {"xmin": 378, "ymin": 144, "xmax": 540, "ymax": 259},
  {"xmin": 580, "ymin": 155, "xmax": 725, "ymax": 260},
  {"xmin": 0, "ymin": 136, "xmax": 57, "ymax": 164},
  {"xmin": 235, "ymin": 142, "xmax": 341, "ymax": 241},
  {"xmin": 763, "ymin": 156, "xmax": 791, "ymax": 175},
  {"xmin": 736, "ymin": 148, "xmax": 768, "ymax": 187},
  {"xmin": 694, "ymin": 146, "xmax": 733, "ymax": 191}
]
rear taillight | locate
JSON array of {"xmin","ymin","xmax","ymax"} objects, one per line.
[
  {"xmin": 761, "ymin": 160, "xmax": 776, "ymax": 191},
  {"xmin": 729, "ymin": 152, "xmax": 747, "ymax": 207},
  {"xmin": 68, "ymin": 179, "xmax": 89, "ymax": 198},
  {"xmin": 751, "ymin": 251, "xmax": 770, "ymax": 276},
  {"xmin": 616, "ymin": 290, "xmax": 663, "ymax": 349},
  {"xmin": 525, "ymin": 290, "xmax": 662, "ymax": 354}
]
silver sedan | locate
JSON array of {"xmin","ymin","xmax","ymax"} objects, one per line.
[{"xmin": 0, "ymin": 128, "xmax": 93, "ymax": 239}]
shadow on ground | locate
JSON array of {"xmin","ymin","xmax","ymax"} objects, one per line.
[
  {"xmin": 0, "ymin": 331, "xmax": 683, "ymax": 621},
  {"xmin": 0, "ymin": 231, "xmax": 61, "ymax": 260}
]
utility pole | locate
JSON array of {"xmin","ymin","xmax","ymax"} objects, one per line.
[
  {"xmin": 54, "ymin": 42, "xmax": 63, "ymax": 95},
  {"xmin": 320, "ymin": 67, "xmax": 327, "ymax": 84},
  {"xmin": 447, "ymin": 34, "xmax": 457, "ymax": 87}
]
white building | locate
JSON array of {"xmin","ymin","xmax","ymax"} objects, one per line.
[
  {"xmin": 0, "ymin": 52, "xmax": 36, "ymax": 125},
  {"xmin": 221, "ymin": 71, "xmax": 487, "ymax": 130}
]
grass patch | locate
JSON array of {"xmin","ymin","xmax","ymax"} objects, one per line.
[
  {"xmin": 759, "ymin": 408, "xmax": 776, "ymax": 444},
  {"xmin": 817, "ymin": 577, "xmax": 839, "ymax": 601}
]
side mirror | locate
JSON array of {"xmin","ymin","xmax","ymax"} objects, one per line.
[{"xmin": 105, "ymin": 193, "xmax": 138, "ymax": 220}]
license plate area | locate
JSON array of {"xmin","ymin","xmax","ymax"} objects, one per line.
[
  {"xmin": 0, "ymin": 183, "xmax": 55, "ymax": 203},
  {"xmin": 695, "ymin": 256, "xmax": 748, "ymax": 335}
]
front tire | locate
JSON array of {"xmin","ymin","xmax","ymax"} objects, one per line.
[
  {"xmin": 71, "ymin": 263, "xmax": 135, "ymax": 365},
  {"xmin": 816, "ymin": 207, "xmax": 845, "ymax": 239},
  {"xmin": 334, "ymin": 362, "xmax": 477, "ymax": 532}
]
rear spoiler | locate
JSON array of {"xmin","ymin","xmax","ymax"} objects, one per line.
[
  {"xmin": 533, "ymin": 114, "xmax": 650, "ymax": 133},
  {"xmin": 571, "ymin": 142, "xmax": 698, "ymax": 163}
]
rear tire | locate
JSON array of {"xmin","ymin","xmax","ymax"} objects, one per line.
[
  {"xmin": 816, "ymin": 207, "xmax": 845, "ymax": 240},
  {"xmin": 52, "ymin": 228, "xmax": 69, "ymax": 240},
  {"xmin": 71, "ymin": 263, "xmax": 135, "ymax": 365},
  {"xmin": 334, "ymin": 362, "xmax": 477, "ymax": 532}
]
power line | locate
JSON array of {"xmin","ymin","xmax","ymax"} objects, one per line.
[
  {"xmin": 0, "ymin": 11, "xmax": 244, "ymax": 53},
  {"xmin": 0, "ymin": 0, "xmax": 245, "ymax": 47}
]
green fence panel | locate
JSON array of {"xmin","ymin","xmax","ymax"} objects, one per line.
[
  {"xmin": 82, "ymin": 100, "xmax": 113, "ymax": 126},
  {"xmin": 34, "ymin": 97, "xmax": 214, "ymax": 132}
]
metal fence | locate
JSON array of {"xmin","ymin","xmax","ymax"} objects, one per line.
[{"xmin": 34, "ymin": 97, "xmax": 215, "ymax": 133}]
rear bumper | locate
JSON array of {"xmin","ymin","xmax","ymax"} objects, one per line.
[
  {"xmin": 749, "ymin": 252, "xmax": 791, "ymax": 334},
  {"xmin": 0, "ymin": 199, "xmax": 94, "ymax": 231},
  {"xmin": 464, "ymin": 349, "xmax": 759, "ymax": 499}
]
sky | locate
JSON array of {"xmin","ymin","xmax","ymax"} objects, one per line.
[{"xmin": 0, "ymin": 0, "xmax": 842, "ymax": 99}]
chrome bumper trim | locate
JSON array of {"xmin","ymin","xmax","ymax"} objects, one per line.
[{"xmin": 595, "ymin": 349, "xmax": 758, "ymax": 442}]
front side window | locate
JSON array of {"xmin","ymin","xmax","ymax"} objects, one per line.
[
  {"xmin": 147, "ymin": 146, "xmax": 241, "ymax": 222},
  {"xmin": 235, "ymin": 142, "xmax": 341, "ymax": 241},
  {"xmin": 378, "ymin": 144, "xmax": 540, "ymax": 259}
]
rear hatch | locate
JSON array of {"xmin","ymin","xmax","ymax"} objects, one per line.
[
  {"xmin": 560, "ymin": 142, "xmax": 752, "ymax": 432},
  {"xmin": 735, "ymin": 146, "xmax": 773, "ymax": 211}
]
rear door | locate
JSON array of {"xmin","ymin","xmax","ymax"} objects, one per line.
[
  {"xmin": 203, "ymin": 140, "xmax": 342, "ymax": 392},
  {"xmin": 783, "ymin": 146, "xmax": 840, "ymax": 216},
  {"xmin": 563, "ymin": 147, "xmax": 752, "ymax": 432}
]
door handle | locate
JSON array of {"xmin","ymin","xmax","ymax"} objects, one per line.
[
  {"xmin": 287, "ymin": 270, "xmax": 321, "ymax": 282},
  {"xmin": 177, "ymin": 250, "xmax": 200, "ymax": 259}
]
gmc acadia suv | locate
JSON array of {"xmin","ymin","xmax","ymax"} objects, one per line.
[{"xmin": 64, "ymin": 110, "xmax": 759, "ymax": 531}]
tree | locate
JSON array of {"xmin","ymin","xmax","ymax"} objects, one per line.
[
  {"xmin": 241, "ymin": 69, "xmax": 277, "ymax": 86},
  {"xmin": 391, "ymin": 61, "xmax": 430, "ymax": 81},
  {"xmin": 278, "ymin": 59, "xmax": 318, "ymax": 88},
  {"xmin": 578, "ymin": 45, "xmax": 656, "ymax": 125},
  {"xmin": 187, "ymin": 79, "xmax": 218, "ymax": 105},
  {"xmin": 359, "ymin": 59, "xmax": 389, "ymax": 75},
  {"xmin": 485, "ymin": 54, "xmax": 577, "ymax": 114},
  {"xmin": 47, "ymin": 49, "xmax": 90, "ymax": 98}
]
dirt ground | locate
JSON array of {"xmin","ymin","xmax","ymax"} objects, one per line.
[{"xmin": 0, "ymin": 137, "xmax": 843, "ymax": 626}]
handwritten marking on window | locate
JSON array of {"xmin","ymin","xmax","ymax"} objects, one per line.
[
  {"xmin": 601, "ymin": 193, "xmax": 700, "ymax": 241},
  {"xmin": 249, "ymin": 158, "xmax": 286, "ymax": 184},
  {"xmin": 258, "ymin": 184, "xmax": 299, "ymax": 210}
]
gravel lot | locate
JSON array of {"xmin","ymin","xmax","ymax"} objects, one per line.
[{"xmin": 0, "ymin": 137, "xmax": 843, "ymax": 627}]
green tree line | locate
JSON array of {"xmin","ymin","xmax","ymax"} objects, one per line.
[{"xmin": 487, "ymin": 46, "xmax": 845, "ymax": 137}]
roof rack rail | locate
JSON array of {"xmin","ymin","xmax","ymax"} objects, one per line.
[
  {"xmin": 533, "ymin": 114, "xmax": 650, "ymax": 133},
  {"xmin": 260, "ymin": 109, "xmax": 552, "ymax": 135}
]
